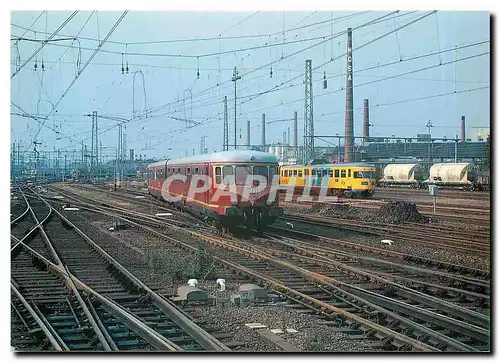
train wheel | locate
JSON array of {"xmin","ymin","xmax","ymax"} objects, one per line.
[{"xmin": 344, "ymin": 190, "xmax": 353, "ymax": 198}]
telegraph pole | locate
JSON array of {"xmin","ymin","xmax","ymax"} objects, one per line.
[{"xmin": 231, "ymin": 66, "xmax": 241, "ymax": 150}]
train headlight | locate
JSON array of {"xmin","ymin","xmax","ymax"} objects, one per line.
[{"xmin": 266, "ymin": 200, "xmax": 275, "ymax": 206}]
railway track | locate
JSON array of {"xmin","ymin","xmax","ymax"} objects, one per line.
[
  {"xmin": 42, "ymin": 186, "xmax": 491, "ymax": 352},
  {"xmin": 280, "ymin": 214, "xmax": 490, "ymax": 255},
  {"xmin": 11, "ymin": 190, "xmax": 229, "ymax": 352},
  {"xmin": 374, "ymin": 187, "xmax": 490, "ymax": 201}
]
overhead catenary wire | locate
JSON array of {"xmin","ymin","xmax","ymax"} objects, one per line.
[
  {"xmin": 11, "ymin": 11, "xmax": 79, "ymax": 79},
  {"xmin": 105, "ymin": 36, "xmax": 488, "ymax": 130},
  {"xmin": 219, "ymin": 11, "xmax": 437, "ymax": 117},
  {"xmin": 235, "ymin": 51, "xmax": 489, "ymax": 118},
  {"xmin": 30, "ymin": 10, "xmax": 129, "ymax": 144},
  {"xmin": 11, "ymin": 11, "xmax": 46, "ymax": 49},
  {"xmin": 12, "ymin": 11, "xmax": 488, "ymax": 155},
  {"xmin": 136, "ymin": 11, "xmax": 400, "ymax": 119},
  {"xmin": 10, "ymin": 11, "xmax": 361, "ymax": 46}
]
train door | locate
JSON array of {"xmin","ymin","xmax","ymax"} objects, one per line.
[
  {"xmin": 311, "ymin": 168, "xmax": 322, "ymax": 187},
  {"xmin": 310, "ymin": 168, "xmax": 316, "ymax": 187},
  {"xmin": 333, "ymin": 168, "xmax": 340, "ymax": 189}
]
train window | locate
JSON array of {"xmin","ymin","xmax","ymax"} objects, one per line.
[
  {"xmin": 254, "ymin": 166, "xmax": 268, "ymax": 181},
  {"xmin": 312, "ymin": 169, "xmax": 316, "ymax": 176},
  {"xmin": 317, "ymin": 169, "xmax": 322, "ymax": 177},
  {"xmin": 334, "ymin": 169, "xmax": 339, "ymax": 178},
  {"xmin": 269, "ymin": 166, "xmax": 277, "ymax": 181},
  {"xmin": 293, "ymin": 170, "xmax": 298, "ymax": 176},
  {"xmin": 298, "ymin": 170, "xmax": 303, "ymax": 177},
  {"xmin": 284, "ymin": 170, "xmax": 288, "ymax": 177},
  {"xmin": 329, "ymin": 170, "xmax": 333, "ymax": 177},
  {"xmin": 305, "ymin": 169, "xmax": 309, "ymax": 176},
  {"xmin": 187, "ymin": 168, "xmax": 191, "ymax": 175},
  {"xmin": 341, "ymin": 170, "xmax": 346, "ymax": 178},
  {"xmin": 348, "ymin": 169, "xmax": 351, "ymax": 178},
  {"xmin": 235, "ymin": 166, "xmax": 252, "ymax": 185},
  {"xmin": 353, "ymin": 171, "xmax": 359, "ymax": 178},
  {"xmin": 195, "ymin": 168, "xmax": 199, "ymax": 174},
  {"xmin": 223, "ymin": 165, "xmax": 234, "ymax": 184},
  {"xmin": 215, "ymin": 167, "xmax": 222, "ymax": 184}
]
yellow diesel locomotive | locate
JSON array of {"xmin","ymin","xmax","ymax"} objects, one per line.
[{"xmin": 279, "ymin": 163, "xmax": 376, "ymax": 198}]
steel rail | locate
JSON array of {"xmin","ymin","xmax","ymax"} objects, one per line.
[
  {"xmin": 281, "ymin": 214, "xmax": 489, "ymax": 255},
  {"xmin": 15, "ymin": 242, "xmax": 182, "ymax": 352},
  {"xmin": 258, "ymin": 244, "xmax": 490, "ymax": 331},
  {"xmin": 197, "ymin": 230, "xmax": 489, "ymax": 332},
  {"xmin": 10, "ymin": 188, "xmax": 30, "ymax": 225},
  {"xmin": 11, "ymin": 190, "xmax": 53, "ymax": 251},
  {"xmin": 48, "ymin": 204, "xmax": 230, "ymax": 352},
  {"xmin": 267, "ymin": 225, "xmax": 490, "ymax": 281},
  {"xmin": 265, "ymin": 231, "xmax": 490, "ymax": 297},
  {"xmin": 41, "ymin": 187, "xmax": 490, "ymax": 351},
  {"xmin": 11, "ymin": 282, "xmax": 64, "ymax": 351},
  {"xmin": 80, "ymin": 208, "xmax": 439, "ymax": 352},
  {"xmin": 195, "ymin": 234, "xmax": 488, "ymax": 350}
]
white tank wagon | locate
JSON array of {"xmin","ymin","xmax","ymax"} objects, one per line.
[
  {"xmin": 378, "ymin": 164, "xmax": 424, "ymax": 188},
  {"xmin": 424, "ymin": 163, "xmax": 478, "ymax": 190}
]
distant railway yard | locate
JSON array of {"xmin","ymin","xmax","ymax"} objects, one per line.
[{"xmin": 11, "ymin": 181, "xmax": 490, "ymax": 352}]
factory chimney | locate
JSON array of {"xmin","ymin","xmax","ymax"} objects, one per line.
[
  {"xmin": 246, "ymin": 120, "xmax": 251, "ymax": 147},
  {"xmin": 344, "ymin": 27, "xmax": 354, "ymax": 162},
  {"xmin": 261, "ymin": 113, "xmax": 266, "ymax": 147},
  {"xmin": 460, "ymin": 116, "xmax": 466, "ymax": 143},
  {"xmin": 362, "ymin": 99, "xmax": 370, "ymax": 145}
]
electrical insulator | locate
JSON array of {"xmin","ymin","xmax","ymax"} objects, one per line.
[
  {"xmin": 270, "ymin": 67, "xmax": 273, "ymax": 78},
  {"xmin": 34, "ymin": 59, "xmax": 38, "ymax": 70},
  {"xmin": 41, "ymin": 61, "xmax": 45, "ymax": 71},
  {"xmin": 197, "ymin": 70, "xmax": 200, "ymax": 79},
  {"xmin": 323, "ymin": 71, "xmax": 327, "ymax": 89},
  {"xmin": 126, "ymin": 63, "xmax": 129, "ymax": 73},
  {"xmin": 121, "ymin": 65, "xmax": 124, "ymax": 74}
]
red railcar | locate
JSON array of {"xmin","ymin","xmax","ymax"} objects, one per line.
[{"xmin": 147, "ymin": 150, "xmax": 283, "ymax": 230}]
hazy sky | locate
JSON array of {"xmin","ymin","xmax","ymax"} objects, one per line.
[{"xmin": 10, "ymin": 10, "xmax": 490, "ymax": 158}]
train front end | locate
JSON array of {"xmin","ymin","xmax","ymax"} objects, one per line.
[{"xmin": 211, "ymin": 153, "xmax": 284, "ymax": 231}]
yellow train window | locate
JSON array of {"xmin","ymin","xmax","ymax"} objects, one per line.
[
  {"xmin": 305, "ymin": 169, "xmax": 309, "ymax": 176},
  {"xmin": 341, "ymin": 170, "xmax": 346, "ymax": 178},
  {"xmin": 334, "ymin": 169, "xmax": 339, "ymax": 177},
  {"xmin": 348, "ymin": 169, "xmax": 351, "ymax": 178},
  {"xmin": 298, "ymin": 170, "xmax": 303, "ymax": 177},
  {"xmin": 293, "ymin": 170, "xmax": 298, "ymax": 176},
  {"xmin": 329, "ymin": 170, "xmax": 333, "ymax": 177}
]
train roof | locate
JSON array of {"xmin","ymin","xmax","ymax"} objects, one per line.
[
  {"xmin": 147, "ymin": 159, "xmax": 168, "ymax": 168},
  {"xmin": 282, "ymin": 162, "xmax": 375, "ymax": 168},
  {"xmin": 148, "ymin": 150, "xmax": 278, "ymax": 168}
]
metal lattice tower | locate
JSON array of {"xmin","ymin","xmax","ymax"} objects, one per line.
[
  {"xmin": 303, "ymin": 59, "xmax": 314, "ymax": 163},
  {"xmin": 91, "ymin": 111, "xmax": 98, "ymax": 178},
  {"xmin": 223, "ymin": 96, "xmax": 229, "ymax": 151},
  {"xmin": 117, "ymin": 124, "xmax": 123, "ymax": 182}
]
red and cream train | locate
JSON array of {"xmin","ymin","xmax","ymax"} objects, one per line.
[{"xmin": 147, "ymin": 150, "xmax": 284, "ymax": 231}]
